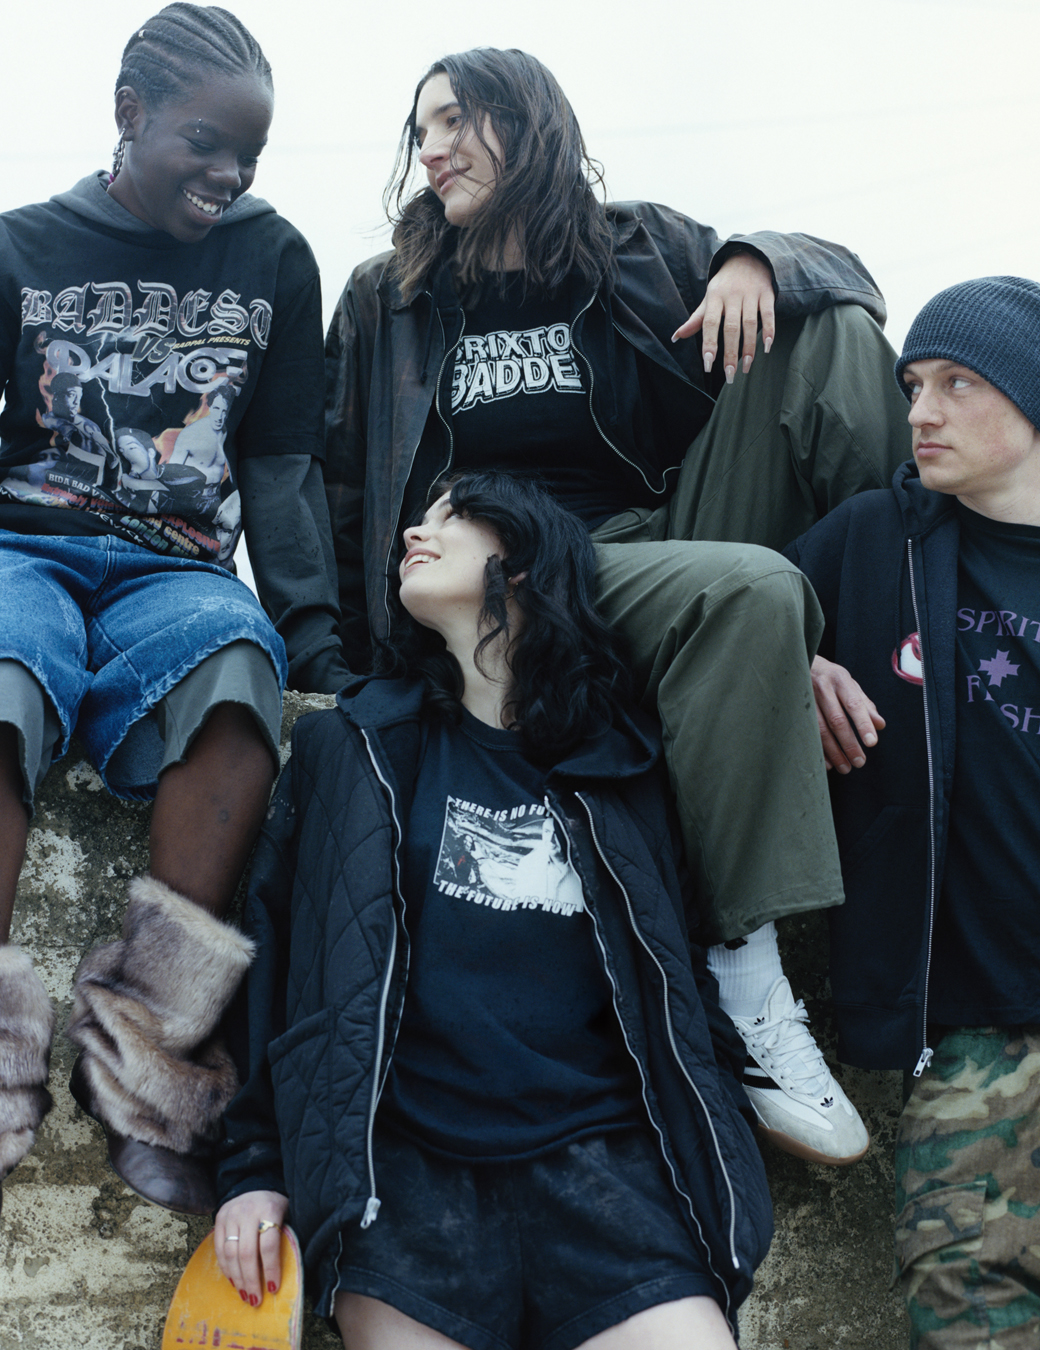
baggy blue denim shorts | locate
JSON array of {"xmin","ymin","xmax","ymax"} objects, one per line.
[{"xmin": 0, "ymin": 529, "xmax": 286, "ymax": 798}]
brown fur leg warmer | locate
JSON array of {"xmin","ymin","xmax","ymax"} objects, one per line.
[
  {"xmin": 66, "ymin": 876, "xmax": 254, "ymax": 1155},
  {"xmin": 0, "ymin": 947, "xmax": 55, "ymax": 1179}
]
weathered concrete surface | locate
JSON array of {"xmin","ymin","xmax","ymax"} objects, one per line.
[{"xmin": 2, "ymin": 691, "xmax": 907, "ymax": 1348}]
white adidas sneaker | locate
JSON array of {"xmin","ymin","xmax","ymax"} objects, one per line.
[{"xmin": 729, "ymin": 976, "xmax": 869, "ymax": 1166}]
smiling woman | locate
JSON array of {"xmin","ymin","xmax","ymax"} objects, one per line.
[
  {"xmin": 0, "ymin": 1, "xmax": 348, "ymax": 1220},
  {"xmin": 413, "ymin": 74, "xmax": 506, "ymax": 237},
  {"xmin": 109, "ymin": 73, "xmax": 273, "ymax": 242}
]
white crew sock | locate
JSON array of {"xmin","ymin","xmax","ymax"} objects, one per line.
[{"xmin": 707, "ymin": 922, "xmax": 784, "ymax": 1020}]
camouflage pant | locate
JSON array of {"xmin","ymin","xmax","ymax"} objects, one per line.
[{"xmin": 894, "ymin": 1027, "xmax": 1040, "ymax": 1349}]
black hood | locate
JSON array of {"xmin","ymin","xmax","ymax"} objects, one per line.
[
  {"xmin": 891, "ymin": 457, "xmax": 958, "ymax": 538},
  {"xmin": 335, "ymin": 674, "xmax": 660, "ymax": 784}
]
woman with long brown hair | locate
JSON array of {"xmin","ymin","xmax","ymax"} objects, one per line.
[{"xmin": 324, "ymin": 47, "xmax": 905, "ymax": 1167}]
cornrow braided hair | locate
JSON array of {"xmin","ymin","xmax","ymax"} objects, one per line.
[{"xmin": 115, "ymin": 3, "xmax": 272, "ymax": 110}]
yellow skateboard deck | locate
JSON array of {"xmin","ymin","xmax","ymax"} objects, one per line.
[{"xmin": 162, "ymin": 1226, "xmax": 303, "ymax": 1350}]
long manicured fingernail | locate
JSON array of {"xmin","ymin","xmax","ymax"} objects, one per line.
[
  {"xmin": 724, "ymin": 364, "xmax": 735, "ymax": 384},
  {"xmin": 703, "ymin": 351, "xmax": 714, "ymax": 373},
  {"xmin": 763, "ymin": 335, "xmax": 773, "ymax": 353},
  {"xmin": 268, "ymin": 1282, "xmax": 277, "ymax": 1293},
  {"xmin": 742, "ymin": 354, "xmax": 753, "ymax": 374}
]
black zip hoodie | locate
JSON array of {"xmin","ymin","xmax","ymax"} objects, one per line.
[{"xmin": 786, "ymin": 461, "xmax": 958, "ymax": 1071}]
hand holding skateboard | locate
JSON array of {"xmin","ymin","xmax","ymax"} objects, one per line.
[{"xmin": 163, "ymin": 1221, "xmax": 302, "ymax": 1350}]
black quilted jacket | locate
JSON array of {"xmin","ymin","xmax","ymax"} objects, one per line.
[{"xmin": 216, "ymin": 676, "xmax": 772, "ymax": 1325}]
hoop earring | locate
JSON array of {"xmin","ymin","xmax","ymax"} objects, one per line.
[{"xmin": 111, "ymin": 131, "xmax": 127, "ymax": 178}]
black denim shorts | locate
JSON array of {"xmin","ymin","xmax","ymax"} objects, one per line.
[{"xmin": 328, "ymin": 1125, "xmax": 719, "ymax": 1350}]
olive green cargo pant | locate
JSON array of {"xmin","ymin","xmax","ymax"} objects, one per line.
[{"xmin": 592, "ymin": 303, "xmax": 910, "ymax": 942}]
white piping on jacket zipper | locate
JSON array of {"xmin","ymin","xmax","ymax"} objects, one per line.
[
  {"xmin": 551, "ymin": 794, "xmax": 737, "ymax": 1326},
  {"xmin": 356, "ymin": 727, "xmax": 409, "ymax": 1226},
  {"xmin": 380, "ymin": 286, "xmax": 690, "ymax": 635},
  {"xmin": 569, "ymin": 294, "xmax": 670, "ymax": 499},
  {"xmin": 907, "ymin": 539, "xmax": 935, "ymax": 1078},
  {"xmin": 379, "ymin": 304, "xmax": 465, "ymax": 640}
]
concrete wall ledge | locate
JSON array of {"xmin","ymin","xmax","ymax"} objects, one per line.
[{"xmin": 2, "ymin": 690, "xmax": 907, "ymax": 1348}]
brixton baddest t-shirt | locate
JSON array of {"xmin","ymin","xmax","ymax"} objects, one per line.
[
  {"xmin": 381, "ymin": 707, "xmax": 640, "ymax": 1160},
  {"xmin": 929, "ymin": 503, "xmax": 1040, "ymax": 1025},
  {"xmin": 0, "ymin": 174, "xmax": 324, "ymax": 565},
  {"xmin": 449, "ymin": 274, "xmax": 641, "ymax": 527}
]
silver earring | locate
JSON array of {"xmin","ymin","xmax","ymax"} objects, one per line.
[{"xmin": 112, "ymin": 131, "xmax": 126, "ymax": 178}]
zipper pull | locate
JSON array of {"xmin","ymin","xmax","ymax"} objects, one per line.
[
  {"xmin": 360, "ymin": 1196, "xmax": 381, "ymax": 1228},
  {"xmin": 913, "ymin": 1046, "xmax": 933, "ymax": 1078}
]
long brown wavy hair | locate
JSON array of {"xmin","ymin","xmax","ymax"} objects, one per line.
[{"xmin": 384, "ymin": 48, "xmax": 615, "ymax": 302}]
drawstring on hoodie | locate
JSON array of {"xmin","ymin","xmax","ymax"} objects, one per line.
[
  {"xmin": 422, "ymin": 263, "xmax": 461, "ymax": 386},
  {"xmin": 601, "ymin": 286, "xmax": 620, "ymax": 432}
]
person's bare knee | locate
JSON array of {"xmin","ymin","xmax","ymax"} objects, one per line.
[
  {"xmin": 334, "ymin": 1291, "xmax": 469, "ymax": 1350},
  {"xmin": 575, "ymin": 1295, "xmax": 737, "ymax": 1350}
]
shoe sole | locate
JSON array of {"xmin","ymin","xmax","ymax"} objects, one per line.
[
  {"xmin": 162, "ymin": 1226, "xmax": 303, "ymax": 1349},
  {"xmin": 756, "ymin": 1121, "xmax": 870, "ymax": 1167}
]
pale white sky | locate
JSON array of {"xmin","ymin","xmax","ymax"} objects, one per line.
[
  {"xmin": 3, "ymin": 0, "xmax": 1038, "ymax": 350},
  {"xmin": 3, "ymin": 0, "xmax": 1037, "ymax": 588}
]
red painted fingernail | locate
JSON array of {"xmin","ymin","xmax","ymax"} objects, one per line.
[
  {"xmin": 240, "ymin": 1290, "xmax": 247, "ymax": 1301},
  {"xmin": 251, "ymin": 1295, "xmax": 259, "ymax": 1307},
  {"xmin": 268, "ymin": 1281, "xmax": 276, "ymax": 1293}
]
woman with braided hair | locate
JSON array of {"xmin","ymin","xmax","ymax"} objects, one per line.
[{"xmin": 0, "ymin": 3, "xmax": 347, "ymax": 1216}]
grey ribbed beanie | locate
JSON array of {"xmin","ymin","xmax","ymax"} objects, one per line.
[{"xmin": 895, "ymin": 276, "xmax": 1040, "ymax": 430}]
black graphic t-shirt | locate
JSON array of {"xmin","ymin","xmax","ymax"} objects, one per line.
[
  {"xmin": 0, "ymin": 174, "xmax": 323, "ymax": 565},
  {"xmin": 381, "ymin": 706, "xmax": 640, "ymax": 1160},
  {"xmin": 450, "ymin": 275, "xmax": 636, "ymax": 527},
  {"xmin": 930, "ymin": 503, "xmax": 1040, "ymax": 1024}
]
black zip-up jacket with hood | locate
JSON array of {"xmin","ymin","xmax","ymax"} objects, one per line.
[
  {"xmin": 324, "ymin": 201, "xmax": 888, "ymax": 662},
  {"xmin": 784, "ymin": 462, "xmax": 958, "ymax": 1074},
  {"xmin": 216, "ymin": 676, "xmax": 773, "ymax": 1329}
]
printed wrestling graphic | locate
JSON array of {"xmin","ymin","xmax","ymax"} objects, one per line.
[
  {"xmin": 433, "ymin": 796, "xmax": 585, "ymax": 916},
  {"xmin": 0, "ymin": 279, "xmax": 271, "ymax": 563},
  {"xmin": 451, "ymin": 323, "xmax": 583, "ymax": 411}
]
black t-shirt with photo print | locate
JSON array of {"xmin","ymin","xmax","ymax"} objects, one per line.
[
  {"xmin": 380, "ymin": 705, "xmax": 641, "ymax": 1160},
  {"xmin": 930, "ymin": 503, "xmax": 1040, "ymax": 1025},
  {"xmin": 449, "ymin": 274, "xmax": 653, "ymax": 528},
  {"xmin": 0, "ymin": 173, "xmax": 323, "ymax": 567}
]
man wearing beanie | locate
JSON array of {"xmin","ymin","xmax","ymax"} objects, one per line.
[{"xmin": 784, "ymin": 276, "xmax": 1040, "ymax": 1349}]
